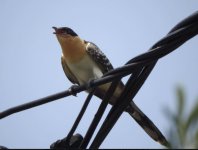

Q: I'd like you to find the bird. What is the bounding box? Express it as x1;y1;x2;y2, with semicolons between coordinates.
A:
52;26;169;146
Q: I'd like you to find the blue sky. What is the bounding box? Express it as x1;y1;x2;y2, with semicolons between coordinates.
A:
0;0;198;148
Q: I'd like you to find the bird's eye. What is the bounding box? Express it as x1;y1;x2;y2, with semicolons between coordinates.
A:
62;28;68;33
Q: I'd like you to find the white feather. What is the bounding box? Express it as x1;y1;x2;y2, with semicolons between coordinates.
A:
67;54;103;85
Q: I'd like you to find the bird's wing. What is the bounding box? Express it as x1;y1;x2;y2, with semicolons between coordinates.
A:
85;41;125;101
86;42;114;74
61;56;80;85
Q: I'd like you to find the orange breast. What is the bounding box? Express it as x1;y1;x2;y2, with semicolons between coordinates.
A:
60;36;86;63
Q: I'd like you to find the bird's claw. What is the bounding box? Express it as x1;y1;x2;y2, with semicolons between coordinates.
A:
68;85;79;96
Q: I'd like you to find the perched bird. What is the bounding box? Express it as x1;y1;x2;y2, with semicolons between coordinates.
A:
53;26;168;146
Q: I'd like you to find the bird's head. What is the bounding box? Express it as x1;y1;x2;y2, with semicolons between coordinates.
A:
52;27;78;42
52;26;84;47
53;27;86;61
53;27;78;37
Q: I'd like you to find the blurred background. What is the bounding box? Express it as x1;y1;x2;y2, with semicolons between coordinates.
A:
0;0;198;148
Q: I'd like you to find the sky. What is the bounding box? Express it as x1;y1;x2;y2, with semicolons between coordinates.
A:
0;0;198;149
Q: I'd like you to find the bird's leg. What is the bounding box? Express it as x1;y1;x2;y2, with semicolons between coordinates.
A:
68;84;79;96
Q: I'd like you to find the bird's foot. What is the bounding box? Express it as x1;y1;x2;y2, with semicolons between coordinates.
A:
68;84;79;96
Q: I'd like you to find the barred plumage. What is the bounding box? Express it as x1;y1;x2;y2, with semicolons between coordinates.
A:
86;42;113;73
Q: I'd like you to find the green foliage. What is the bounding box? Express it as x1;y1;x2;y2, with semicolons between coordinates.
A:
164;86;198;149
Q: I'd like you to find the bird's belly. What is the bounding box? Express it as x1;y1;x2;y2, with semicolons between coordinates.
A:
67;55;123;105
67;55;103;85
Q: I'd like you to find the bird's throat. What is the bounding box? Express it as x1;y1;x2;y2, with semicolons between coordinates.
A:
60;37;86;63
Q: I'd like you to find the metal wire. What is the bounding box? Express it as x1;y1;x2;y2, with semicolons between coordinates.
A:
0;11;198;148
65;88;95;143
79;80;121;148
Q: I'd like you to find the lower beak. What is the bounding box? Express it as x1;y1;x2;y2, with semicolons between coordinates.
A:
52;26;58;34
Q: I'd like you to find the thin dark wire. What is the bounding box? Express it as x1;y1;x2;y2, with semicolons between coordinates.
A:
65;88;95;142
89;66;144;148
168;11;198;33
0;70;130;119
90;63;158;148
0;11;198;149
0;59;150;119
79;80;121;149
0;87;85;119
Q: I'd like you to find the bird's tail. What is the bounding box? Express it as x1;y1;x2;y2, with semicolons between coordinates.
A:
126;101;169;147
94;82;169;147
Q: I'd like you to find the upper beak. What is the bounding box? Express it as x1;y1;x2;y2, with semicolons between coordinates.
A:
52;26;58;34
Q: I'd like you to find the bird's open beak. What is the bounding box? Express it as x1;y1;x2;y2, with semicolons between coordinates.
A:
52;26;69;37
52;26;70;39
52;26;58;34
